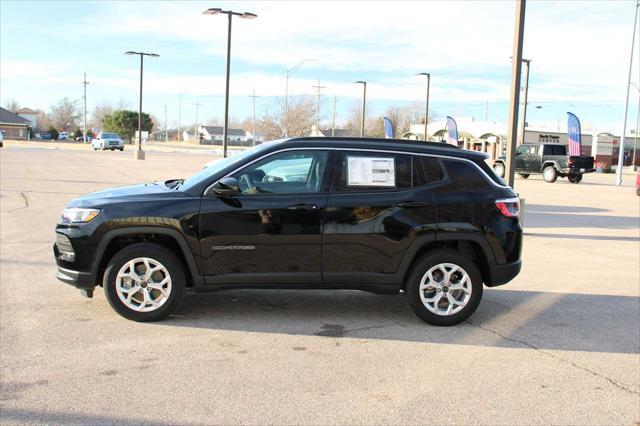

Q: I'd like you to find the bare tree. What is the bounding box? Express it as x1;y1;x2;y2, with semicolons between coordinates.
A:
260;96;316;140
4;99;20;113
91;102;114;129
50;97;81;131
344;101;382;137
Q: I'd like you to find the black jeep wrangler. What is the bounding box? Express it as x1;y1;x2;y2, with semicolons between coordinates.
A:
54;137;522;326
493;143;594;183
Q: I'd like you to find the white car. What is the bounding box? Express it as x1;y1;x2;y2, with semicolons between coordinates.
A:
92;132;124;151
58;131;69;141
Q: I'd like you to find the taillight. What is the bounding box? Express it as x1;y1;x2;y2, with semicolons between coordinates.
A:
495;197;520;218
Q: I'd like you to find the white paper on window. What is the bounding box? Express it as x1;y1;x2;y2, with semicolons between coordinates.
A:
347;156;395;186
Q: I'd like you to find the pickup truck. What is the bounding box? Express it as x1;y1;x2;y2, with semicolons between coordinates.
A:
492;143;594;183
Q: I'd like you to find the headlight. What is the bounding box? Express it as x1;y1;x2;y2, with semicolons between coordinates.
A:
61;208;101;223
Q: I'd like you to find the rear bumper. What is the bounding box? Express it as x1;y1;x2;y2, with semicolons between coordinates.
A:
486;259;522;287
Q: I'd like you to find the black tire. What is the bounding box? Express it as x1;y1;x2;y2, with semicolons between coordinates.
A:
542;165;558;183
103;243;186;322
119;148;124;151
493;162;505;178
405;249;483;326
518;173;530;179
568;173;582;183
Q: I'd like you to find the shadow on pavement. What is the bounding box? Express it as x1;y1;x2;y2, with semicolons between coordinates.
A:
0;408;170;426
525;212;638;229
526;204;610;214
163;288;640;355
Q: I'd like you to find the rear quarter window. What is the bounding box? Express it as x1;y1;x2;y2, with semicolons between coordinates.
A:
443;160;491;191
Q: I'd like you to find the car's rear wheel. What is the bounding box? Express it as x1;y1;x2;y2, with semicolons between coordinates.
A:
518;173;530;179
543;165;558;183
493;162;505;178
568;173;582;183
405;249;483;326
103;243;186;322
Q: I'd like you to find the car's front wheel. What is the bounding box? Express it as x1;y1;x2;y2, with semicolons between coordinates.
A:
103;243;186;322
405;249;483;326
568;173;582;183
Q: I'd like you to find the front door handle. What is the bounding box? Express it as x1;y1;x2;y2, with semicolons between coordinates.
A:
287;203;319;211
396;201;428;208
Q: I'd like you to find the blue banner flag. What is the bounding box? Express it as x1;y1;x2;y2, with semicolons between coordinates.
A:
383;117;393;139
446;116;458;146
567;112;582;156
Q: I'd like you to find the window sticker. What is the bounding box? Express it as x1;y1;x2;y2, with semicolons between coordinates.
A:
347;156;395;187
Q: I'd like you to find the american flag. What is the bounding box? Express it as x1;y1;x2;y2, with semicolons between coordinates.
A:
383;117;393;139
446;116;458;146
567;112;582;156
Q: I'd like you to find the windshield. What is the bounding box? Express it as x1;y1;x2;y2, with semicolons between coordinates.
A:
101;133;119;139
180;141;282;192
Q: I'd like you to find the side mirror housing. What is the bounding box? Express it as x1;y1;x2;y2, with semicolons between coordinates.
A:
210;177;240;197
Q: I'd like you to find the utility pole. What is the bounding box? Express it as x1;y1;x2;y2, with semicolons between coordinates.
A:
164;102;168;143
248;89;259;145
82;73;89;143
485;100;489;121
519;59;531;145
417;73;430;141
618;0;640;184
505;0;526;188
332;95;337;137
311;79;326;135
193;101;201;143
177;93;182;144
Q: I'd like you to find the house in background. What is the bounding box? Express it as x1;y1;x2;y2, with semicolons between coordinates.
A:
0;107;31;140
246;130;265;145
16;107;40;130
198;126;248;145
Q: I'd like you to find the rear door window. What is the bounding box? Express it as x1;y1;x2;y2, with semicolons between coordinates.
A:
333;151;411;192
413;156;445;186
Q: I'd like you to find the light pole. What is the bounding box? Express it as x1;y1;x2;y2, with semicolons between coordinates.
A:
125;51;159;160
285;58;315;137
203;8;257;158
248;89;259;145
82;72;89;144
417;72;430;141
616;0;639;185
354;81;367;137
519;58;531;145
177;93;182;144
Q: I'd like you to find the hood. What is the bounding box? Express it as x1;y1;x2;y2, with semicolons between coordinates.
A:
67;182;176;208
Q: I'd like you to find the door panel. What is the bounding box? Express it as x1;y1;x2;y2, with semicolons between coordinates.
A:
199;149;329;284
322;151;437;283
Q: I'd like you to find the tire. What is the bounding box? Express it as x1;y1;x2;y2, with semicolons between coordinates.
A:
119;148;124;151
103;243;186;322
568;173;582;183
542;165;558;183
405;249;483;326
518;173;530;179
493;162;505;178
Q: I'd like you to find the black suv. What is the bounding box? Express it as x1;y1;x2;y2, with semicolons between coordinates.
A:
54;138;522;326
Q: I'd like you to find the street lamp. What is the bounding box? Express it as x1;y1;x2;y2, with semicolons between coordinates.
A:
203;8;257;158
417;72;430;141
354;81;366;137
519;58;531;146
125;51;159;160
285;58;315;137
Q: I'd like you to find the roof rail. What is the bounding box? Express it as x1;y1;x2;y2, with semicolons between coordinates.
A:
290;136;461;149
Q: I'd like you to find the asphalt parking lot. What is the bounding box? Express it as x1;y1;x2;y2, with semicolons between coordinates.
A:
1;145;639;425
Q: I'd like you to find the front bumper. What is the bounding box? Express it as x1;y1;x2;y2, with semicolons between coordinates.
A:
486;259;522;287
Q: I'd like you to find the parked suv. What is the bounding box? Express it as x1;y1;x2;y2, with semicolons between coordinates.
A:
54;138;522;325
493;143;594;183
91;132;124;151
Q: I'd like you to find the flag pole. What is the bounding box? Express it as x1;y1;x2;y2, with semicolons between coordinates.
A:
616;0;639;186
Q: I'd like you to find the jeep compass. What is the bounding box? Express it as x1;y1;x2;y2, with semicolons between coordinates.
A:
54;137;522;326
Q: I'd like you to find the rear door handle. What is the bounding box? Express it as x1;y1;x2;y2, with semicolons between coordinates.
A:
287;203;319;211
396;201;428;208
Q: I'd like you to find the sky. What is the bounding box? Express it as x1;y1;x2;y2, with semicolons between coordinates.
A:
1;0;638;133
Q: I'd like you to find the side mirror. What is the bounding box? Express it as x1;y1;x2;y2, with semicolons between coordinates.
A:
210;177;240;197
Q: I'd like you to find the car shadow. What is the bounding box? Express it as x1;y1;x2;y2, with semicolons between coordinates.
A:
525;204;610;214
525;232;639;242
161;288;639;355
525;212;638;229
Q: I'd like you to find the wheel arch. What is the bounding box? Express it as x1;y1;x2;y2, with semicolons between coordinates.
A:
399;234;495;288
92;227;202;287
